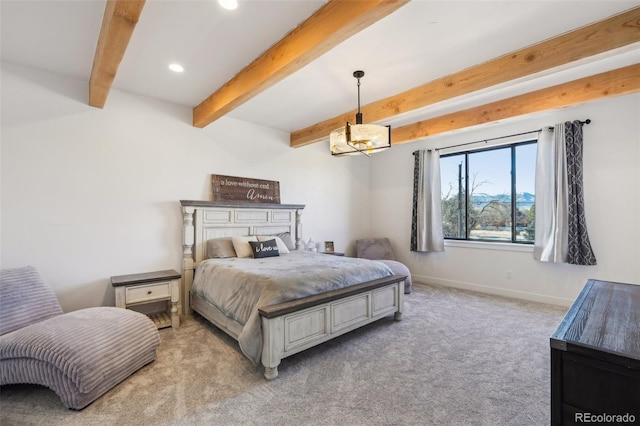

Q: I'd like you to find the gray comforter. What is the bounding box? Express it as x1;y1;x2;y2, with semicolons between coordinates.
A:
192;251;393;365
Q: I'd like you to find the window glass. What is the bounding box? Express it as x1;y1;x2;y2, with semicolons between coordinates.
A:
515;143;537;242
441;141;536;244
441;154;466;239
468;147;512;242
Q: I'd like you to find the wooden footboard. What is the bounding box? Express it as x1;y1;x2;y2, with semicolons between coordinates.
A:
258;274;406;380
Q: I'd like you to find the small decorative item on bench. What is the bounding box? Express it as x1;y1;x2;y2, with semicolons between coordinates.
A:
212;174;280;204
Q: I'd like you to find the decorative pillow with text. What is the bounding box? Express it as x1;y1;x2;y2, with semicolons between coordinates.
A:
249;239;280;258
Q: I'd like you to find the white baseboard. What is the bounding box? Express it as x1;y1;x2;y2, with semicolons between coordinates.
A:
412;274;574;307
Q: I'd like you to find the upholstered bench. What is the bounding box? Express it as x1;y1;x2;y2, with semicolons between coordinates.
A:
355;237;413;294
0;266;160;410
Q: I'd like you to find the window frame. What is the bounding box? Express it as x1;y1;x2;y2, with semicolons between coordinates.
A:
440;139;536;245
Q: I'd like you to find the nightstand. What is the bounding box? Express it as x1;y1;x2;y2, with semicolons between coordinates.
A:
111;269;181;329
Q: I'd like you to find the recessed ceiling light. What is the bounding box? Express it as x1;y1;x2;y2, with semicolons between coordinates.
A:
218;0;238;11
168;63;184;73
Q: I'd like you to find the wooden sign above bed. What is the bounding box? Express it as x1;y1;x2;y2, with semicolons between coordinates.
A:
211;174;280;204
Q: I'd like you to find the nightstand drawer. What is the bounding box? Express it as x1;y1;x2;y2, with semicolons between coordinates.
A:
126;282;171;305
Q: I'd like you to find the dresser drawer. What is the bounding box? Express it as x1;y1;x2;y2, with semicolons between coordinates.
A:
126;282;171;305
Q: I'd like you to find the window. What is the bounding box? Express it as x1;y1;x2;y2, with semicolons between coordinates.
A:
440;141;536;243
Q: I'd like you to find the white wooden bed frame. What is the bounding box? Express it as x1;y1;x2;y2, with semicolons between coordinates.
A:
180;200;405;380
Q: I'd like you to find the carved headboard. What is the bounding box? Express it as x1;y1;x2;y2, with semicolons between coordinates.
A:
179;200;305;314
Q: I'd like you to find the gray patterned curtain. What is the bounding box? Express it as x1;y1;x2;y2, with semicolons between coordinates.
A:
534;121;596;265
565;121;597;265
411;150;444;252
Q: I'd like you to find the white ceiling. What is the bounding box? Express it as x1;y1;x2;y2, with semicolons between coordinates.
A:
1;0;638;134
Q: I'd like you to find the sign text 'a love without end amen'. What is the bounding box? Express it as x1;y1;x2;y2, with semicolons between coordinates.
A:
211;174;281;204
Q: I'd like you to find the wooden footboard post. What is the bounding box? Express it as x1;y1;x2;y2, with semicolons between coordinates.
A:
182;205;196;315
261;316;284;380
394;280;405;321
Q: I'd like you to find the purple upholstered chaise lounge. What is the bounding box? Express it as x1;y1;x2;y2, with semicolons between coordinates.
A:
0;266;160;409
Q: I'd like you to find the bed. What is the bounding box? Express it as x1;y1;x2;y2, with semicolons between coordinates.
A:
180;200;406;379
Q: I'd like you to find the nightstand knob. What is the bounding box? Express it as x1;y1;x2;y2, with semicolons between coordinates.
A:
147;291;152;295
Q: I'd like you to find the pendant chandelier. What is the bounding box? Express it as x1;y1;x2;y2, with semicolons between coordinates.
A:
329;70;391;157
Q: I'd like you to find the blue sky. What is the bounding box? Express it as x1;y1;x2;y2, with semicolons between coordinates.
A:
440;143;537;197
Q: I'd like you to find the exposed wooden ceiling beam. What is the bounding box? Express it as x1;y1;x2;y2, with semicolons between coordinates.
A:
390;64;640;145
89;0;145;108
192;0;410;129
290;6;640;148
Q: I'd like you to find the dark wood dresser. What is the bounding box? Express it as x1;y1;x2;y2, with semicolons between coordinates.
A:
550;279;640;425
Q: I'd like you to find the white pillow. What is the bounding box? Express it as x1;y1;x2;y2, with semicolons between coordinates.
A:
257;236;290;254
232;235;258;258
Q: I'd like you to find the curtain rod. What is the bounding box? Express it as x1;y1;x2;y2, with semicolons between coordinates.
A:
413;119;591;154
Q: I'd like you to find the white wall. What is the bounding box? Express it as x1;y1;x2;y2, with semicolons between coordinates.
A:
3;61;638;311
370;94;640;306
0;62;372;312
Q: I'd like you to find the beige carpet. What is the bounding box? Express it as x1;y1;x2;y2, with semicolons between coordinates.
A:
0;283;567;426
